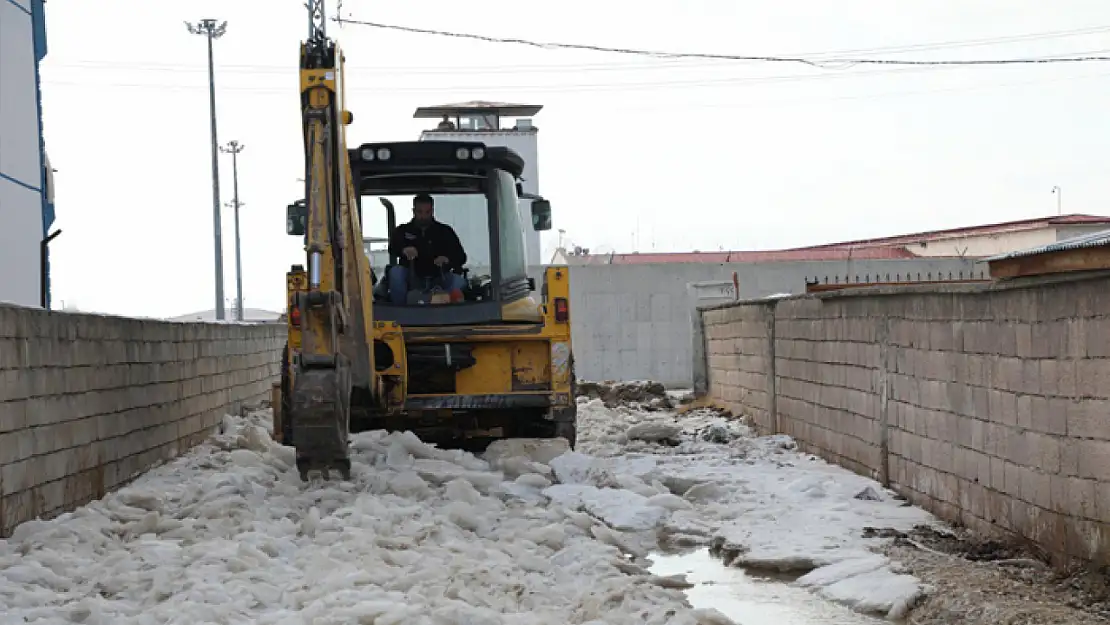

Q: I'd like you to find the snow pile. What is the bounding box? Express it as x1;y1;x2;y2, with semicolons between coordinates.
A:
571;395;938;620
0;411;733;625
795;554;923;620
0;389;942;623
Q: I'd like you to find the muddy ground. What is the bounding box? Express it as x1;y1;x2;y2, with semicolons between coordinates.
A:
873;524;1110;624
580;381;1110;623
575;380;693;411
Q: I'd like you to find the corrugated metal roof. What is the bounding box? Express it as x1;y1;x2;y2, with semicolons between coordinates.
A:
983;227;1110;262
568;246;918;265
792;213;1110;251
566;215;1110;266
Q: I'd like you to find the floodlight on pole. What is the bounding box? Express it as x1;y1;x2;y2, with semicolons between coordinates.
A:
220;140;246;322
185;18;229;320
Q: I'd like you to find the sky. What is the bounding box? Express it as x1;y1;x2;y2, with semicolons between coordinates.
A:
37;0;1110;318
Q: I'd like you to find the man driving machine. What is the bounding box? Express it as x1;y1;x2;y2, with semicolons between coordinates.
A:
387;193;468;304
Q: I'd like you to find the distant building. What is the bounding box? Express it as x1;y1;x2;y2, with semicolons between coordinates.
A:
422;101;543;271
362;101;547;276
168;308;283;323
569;214;1110;265
796;214;1110;259
985;227;1110;280
0;0;54;308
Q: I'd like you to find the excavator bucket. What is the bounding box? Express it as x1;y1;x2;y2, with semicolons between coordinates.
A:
290;362;352;481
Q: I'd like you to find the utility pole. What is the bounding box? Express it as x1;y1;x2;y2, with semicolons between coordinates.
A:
221;140;245;322
1052;185;1062;215
186;18;228;320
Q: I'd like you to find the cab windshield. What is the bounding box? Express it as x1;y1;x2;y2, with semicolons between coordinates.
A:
359;169;531;308
362;191;491;284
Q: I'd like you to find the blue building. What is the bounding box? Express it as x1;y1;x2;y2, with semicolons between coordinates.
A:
0;0;54;308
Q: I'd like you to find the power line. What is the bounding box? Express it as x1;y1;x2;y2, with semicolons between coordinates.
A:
45;64;956;94
40;69;1110;108
38;55;1110;96
47;58;724;74
45;23;1110;76
43;47;1110;93
42;48;1110;78
333;17;1110;67
40;43;1110;96
735;24;1110;59
39;23;1110;88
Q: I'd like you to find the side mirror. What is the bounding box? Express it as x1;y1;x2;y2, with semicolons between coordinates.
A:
531;199;552;231
286;200;306;236
379;197;395;211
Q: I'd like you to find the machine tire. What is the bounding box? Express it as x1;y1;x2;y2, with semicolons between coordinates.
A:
554;411;577;450
554;352;578;449
280;342;293;446
569;352;578;399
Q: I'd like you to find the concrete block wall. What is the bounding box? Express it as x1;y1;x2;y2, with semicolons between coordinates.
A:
702;304;775;434
698;275;1110;565
773;296;887;480
0;304;286;536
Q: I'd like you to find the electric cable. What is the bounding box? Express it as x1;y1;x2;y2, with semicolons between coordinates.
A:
45;23;1110;75
332;17;1110;68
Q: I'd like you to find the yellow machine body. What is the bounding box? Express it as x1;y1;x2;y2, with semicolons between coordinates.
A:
367;266;575;439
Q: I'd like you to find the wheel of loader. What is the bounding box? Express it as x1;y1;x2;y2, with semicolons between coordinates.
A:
554;415;577;450
280;343;293;446
560;355;578;450
518;408;576;449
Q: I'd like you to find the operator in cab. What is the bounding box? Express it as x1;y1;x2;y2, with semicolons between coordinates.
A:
387;193;468;303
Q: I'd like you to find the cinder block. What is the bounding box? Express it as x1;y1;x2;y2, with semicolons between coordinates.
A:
1008;498;1039;540
0;429;34;465
1024;431;1062;474
1019;466;1052;509
1077;439;1110;481
987;390;1018;426
1061;438;1080;477
1096;481;1110;523
1030;323;1068;359
971;448;991;487
1067;400;1110;440
1075;359;1110;398
1;458;31;496
1050;475;1097;520
1030;396;1068;436
984;488;1012;529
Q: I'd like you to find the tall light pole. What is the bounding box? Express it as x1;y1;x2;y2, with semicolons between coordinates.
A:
220;140;245;322
1052;185;1062;215
186;18;228;321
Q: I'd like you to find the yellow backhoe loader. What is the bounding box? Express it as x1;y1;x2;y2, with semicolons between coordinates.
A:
276;4;576;481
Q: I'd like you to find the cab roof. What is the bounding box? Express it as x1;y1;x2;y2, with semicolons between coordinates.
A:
349;140;524;178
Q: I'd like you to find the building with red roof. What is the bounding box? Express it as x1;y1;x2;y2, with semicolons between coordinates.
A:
555;214;1110;265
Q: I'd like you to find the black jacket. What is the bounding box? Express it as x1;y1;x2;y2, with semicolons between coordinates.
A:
388;219;467;278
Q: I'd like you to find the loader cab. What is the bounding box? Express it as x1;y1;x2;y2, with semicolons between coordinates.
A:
347;140;552;327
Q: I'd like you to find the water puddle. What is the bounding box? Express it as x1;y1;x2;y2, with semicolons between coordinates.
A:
649;549;884;625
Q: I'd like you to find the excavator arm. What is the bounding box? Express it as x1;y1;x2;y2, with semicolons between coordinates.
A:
287;2;377;480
